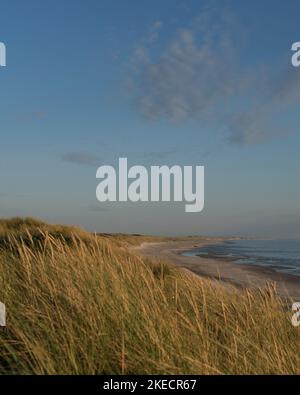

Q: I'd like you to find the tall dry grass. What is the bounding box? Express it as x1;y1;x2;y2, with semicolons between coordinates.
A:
0;219;299;374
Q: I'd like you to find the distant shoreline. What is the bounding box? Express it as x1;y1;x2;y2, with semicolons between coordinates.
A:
134;238;300;300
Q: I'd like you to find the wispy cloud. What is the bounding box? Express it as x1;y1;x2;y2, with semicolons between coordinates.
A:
128;5;300;146
62;151;99;167
228;67;300;145
147;20;163;44
14;111;46;123
131;11;239;122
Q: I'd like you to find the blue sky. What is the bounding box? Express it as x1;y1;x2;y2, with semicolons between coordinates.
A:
1;0;300;237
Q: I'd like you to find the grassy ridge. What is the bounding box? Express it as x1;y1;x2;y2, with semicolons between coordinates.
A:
0;218;299;374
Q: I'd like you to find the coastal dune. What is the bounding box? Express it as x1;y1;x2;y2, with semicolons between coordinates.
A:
1;219;299;374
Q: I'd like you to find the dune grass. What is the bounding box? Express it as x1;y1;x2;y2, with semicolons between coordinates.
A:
0;218;299;374
0;217;91;249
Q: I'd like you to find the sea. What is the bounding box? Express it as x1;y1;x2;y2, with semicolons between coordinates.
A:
182;239;300;277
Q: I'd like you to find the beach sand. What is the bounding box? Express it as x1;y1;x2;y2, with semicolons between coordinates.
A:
134;238;300;300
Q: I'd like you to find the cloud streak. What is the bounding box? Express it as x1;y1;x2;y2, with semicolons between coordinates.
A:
62;151;99;167
228;67;300;145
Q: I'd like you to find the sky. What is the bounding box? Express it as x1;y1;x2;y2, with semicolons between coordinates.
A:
1;0;300;237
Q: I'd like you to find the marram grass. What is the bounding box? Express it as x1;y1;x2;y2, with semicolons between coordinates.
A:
0;219;299;374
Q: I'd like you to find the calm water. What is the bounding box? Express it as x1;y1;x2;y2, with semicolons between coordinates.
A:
182;239;300;276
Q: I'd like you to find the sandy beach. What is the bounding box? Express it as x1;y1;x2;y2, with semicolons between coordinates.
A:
134;238;300;300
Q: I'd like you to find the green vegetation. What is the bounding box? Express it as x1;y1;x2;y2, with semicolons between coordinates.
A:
0;218;299;374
